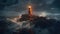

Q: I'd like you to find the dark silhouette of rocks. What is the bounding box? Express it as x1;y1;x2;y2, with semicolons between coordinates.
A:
0;16;60;34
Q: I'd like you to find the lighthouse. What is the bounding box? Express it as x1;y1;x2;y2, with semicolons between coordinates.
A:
28;5;33;20
28;5;32;16
20;5;34;21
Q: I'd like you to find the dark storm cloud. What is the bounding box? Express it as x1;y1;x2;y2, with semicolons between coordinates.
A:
30;0;54;11
0;0;59;11
51;0;60;9
0;0;18;10
0;0;60;17
0;0;18;16
0;0;55;11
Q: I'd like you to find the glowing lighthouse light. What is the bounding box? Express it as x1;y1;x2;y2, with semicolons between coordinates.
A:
28;5;32;8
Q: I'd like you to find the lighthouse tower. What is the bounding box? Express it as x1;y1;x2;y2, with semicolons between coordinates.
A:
28;5;33;20
28;6;32;16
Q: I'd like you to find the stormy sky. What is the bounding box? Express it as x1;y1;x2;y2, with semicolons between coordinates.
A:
0;0;60;18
